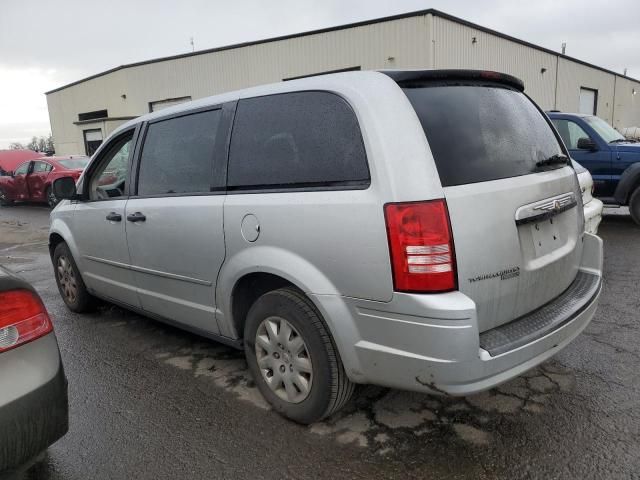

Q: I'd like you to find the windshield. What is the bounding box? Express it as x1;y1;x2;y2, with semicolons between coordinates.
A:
584;116;625;143
58;157;89;169
402;84;564;186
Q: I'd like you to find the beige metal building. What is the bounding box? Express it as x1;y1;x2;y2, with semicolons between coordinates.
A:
46;9;640;155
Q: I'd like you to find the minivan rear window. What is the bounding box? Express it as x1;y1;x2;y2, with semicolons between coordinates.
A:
402;84;564;187
228;91;369;190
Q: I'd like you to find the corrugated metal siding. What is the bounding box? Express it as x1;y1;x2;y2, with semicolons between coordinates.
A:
432;17;557;109
555;58;616;123
47;12;640;155
48;15;430;154
613;76;640;128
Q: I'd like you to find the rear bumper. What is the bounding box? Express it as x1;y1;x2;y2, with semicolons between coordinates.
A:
0;334;68;474
583;198;603;235
316;233;603;395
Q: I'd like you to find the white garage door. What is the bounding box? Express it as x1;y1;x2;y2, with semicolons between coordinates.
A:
579;88;597;115
149;96;192;112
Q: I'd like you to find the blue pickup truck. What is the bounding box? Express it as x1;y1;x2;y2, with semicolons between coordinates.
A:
547;112;640;224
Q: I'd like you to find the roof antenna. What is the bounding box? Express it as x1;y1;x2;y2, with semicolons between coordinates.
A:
624;68;628;76
561;42;566;55
190;37;195;52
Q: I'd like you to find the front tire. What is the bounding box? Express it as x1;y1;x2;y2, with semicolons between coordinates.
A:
629;187;640;226
244;287;355;424
46;186;59;208
0;187;13;206
53;242;96;312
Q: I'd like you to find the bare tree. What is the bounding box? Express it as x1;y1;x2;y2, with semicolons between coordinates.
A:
26;136;39;151
10;135;55;154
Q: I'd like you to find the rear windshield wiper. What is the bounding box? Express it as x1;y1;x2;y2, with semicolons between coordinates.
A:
536;154;569;168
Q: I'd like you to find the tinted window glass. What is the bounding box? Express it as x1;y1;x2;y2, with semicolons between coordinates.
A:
14;163;30;175
403;84;564;187
32;161;50;173
551;119;591;150
90;133;133;200
58;158;89;169
138;109;221;196
228;92;369;189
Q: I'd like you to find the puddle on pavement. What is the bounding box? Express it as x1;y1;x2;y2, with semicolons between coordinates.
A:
156;343;576;454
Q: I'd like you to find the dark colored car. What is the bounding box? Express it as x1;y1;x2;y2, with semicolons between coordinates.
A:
0;156;89;208
0;266;68;474
547;112;640;224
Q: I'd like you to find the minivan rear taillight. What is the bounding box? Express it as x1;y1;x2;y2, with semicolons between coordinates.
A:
0;290;53;353
384;200;457;293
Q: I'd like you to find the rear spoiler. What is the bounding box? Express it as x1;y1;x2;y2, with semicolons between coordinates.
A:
380;69;525;92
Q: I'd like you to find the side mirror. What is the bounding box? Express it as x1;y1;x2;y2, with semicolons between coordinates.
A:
53;177;78;201
577;137;598;151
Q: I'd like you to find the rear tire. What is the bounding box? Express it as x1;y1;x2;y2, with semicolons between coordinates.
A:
630;187;640;226
0;187;13;206
46;186;59;208
53;242;96;312
244;287;355;424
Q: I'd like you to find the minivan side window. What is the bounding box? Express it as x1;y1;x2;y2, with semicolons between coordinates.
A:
137;109;222;196
88;132;133;200
228;92;369;190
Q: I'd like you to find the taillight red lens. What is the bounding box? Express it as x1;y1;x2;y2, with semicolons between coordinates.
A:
0;290;53;353
384;199;457;293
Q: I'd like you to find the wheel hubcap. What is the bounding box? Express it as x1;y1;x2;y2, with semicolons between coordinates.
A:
57;256;78;303
48;190;56;206
255;316;313;403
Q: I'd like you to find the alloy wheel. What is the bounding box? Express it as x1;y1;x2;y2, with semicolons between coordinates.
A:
57;255;78;304
48;189;58;208
255;316;313;403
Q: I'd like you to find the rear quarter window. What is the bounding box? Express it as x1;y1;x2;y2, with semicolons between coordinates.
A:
228;91;369;190
402;84;564;187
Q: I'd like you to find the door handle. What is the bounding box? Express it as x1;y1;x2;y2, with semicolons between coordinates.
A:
126;212;146;222
106;212;122;222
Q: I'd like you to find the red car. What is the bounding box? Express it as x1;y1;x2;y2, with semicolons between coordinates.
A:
0;156;89;208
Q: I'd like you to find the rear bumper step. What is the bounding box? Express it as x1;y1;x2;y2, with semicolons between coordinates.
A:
479;270;601;356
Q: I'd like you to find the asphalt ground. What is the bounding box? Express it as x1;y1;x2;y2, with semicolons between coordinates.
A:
0;204;638;479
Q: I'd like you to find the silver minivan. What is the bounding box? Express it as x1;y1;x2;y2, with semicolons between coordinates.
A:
50;70;603;423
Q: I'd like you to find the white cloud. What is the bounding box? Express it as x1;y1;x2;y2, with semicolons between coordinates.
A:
0;66;57;147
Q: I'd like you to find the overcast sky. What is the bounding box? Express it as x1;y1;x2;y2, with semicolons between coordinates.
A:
1;0;638;148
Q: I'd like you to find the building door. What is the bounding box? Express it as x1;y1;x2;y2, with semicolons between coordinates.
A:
83;129;103;156
579;88;597;115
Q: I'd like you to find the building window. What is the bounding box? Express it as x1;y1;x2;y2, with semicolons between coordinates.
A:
148;96;192;113
283;66;361;81
579;87;598;115
78;109;108;122
83;129;103;156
